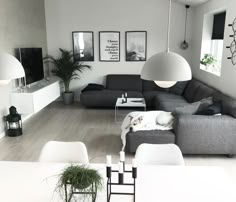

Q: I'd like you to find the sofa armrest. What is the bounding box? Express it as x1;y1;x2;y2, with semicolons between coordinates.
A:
173;115;236;154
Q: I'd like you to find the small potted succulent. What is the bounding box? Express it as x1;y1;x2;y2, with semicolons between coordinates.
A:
44;49;92;105
57;165;102;202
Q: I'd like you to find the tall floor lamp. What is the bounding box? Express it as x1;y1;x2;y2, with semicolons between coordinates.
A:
141;0;192;88
0;53;25;85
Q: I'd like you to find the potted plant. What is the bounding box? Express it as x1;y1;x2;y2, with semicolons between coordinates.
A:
44;49;92;105
57;165;103;202
200;54;217;70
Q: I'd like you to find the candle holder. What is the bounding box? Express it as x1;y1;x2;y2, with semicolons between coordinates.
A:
106;161;137;202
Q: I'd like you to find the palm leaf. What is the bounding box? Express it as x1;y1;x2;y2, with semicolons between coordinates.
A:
44;49;92;92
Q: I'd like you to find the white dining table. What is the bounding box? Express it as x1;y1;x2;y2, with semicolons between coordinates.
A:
0;161;235;202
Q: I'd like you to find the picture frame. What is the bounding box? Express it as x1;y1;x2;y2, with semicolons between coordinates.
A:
125;31;147;61
99;31;120;62
72;31;94;61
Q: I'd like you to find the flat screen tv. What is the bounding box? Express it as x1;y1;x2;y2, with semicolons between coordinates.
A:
16;48;44;85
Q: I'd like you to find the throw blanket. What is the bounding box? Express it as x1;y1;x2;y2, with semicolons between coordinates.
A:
121;111;174;151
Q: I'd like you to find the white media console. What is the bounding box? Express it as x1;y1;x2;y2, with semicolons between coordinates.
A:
10;79;60;114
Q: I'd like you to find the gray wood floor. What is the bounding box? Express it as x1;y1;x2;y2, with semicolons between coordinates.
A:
0;101;236;184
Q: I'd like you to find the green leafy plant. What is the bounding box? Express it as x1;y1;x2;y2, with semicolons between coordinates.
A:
57;165;103;201
44;49;92;93
200;54;217;66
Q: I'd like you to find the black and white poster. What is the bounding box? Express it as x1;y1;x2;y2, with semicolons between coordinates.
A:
126;31;147;61
72;31;94;61
99;31;120;62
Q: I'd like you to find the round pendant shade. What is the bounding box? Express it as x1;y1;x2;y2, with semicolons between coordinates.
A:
0;53;25;83
154;81;177;88
141;51;192;83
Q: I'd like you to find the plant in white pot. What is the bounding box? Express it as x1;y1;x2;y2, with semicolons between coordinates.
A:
44;49;92;105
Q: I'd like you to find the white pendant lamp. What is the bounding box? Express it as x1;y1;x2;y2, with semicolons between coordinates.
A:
0;53;25;85
141;0;192;88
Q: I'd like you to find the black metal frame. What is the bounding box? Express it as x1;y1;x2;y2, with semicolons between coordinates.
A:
72;31;94;62
125;31;147;62
226;18;236;65
106;161;137;202
99;31;120;62
64;182;97;202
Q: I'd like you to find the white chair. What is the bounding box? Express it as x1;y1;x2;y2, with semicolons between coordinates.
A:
135;143;185;166
38;141;89;164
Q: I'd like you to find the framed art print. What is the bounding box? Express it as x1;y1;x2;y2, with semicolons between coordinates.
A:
72;31;94;61
125;31;147;61
99;31;120;62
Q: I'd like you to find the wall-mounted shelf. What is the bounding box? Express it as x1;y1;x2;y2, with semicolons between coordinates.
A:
10;79;60;114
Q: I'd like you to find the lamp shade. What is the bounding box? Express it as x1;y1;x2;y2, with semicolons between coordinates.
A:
141;51;192;84
0;53;25;84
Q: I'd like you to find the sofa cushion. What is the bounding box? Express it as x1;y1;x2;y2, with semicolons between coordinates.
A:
126;130;175;153
106;74;142;92
196;102;222;115
169;81;189;95
81;83;104;93
222;99;236;118
143;91;161;107
192;84;216;102
80;90;143;107
173;101;201;115
183;79;203;103
142;80;167;92
197;97;214;111
154;92;189;112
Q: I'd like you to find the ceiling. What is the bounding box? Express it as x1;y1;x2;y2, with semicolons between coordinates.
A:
175;0;210;6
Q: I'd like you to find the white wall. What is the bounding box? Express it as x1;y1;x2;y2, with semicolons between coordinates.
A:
191;0;236;98
45;0;193;100
0;0;47;135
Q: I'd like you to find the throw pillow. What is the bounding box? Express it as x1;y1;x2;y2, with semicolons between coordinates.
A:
81;84;104;93
197;97;213;111
222;100;236;118
173;101;201;115
195;102;222;115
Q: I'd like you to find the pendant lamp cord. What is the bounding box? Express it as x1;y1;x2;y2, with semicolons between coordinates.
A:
167;0;171;52
184;5;190;41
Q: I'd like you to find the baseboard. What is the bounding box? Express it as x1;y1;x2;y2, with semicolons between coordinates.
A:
0;131;5;139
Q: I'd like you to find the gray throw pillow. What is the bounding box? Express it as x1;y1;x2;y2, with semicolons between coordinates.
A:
197;97;213;111
173;101;201;115
222;100;236;118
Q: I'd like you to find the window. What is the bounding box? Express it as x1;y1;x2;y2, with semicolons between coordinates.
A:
200;11;226;76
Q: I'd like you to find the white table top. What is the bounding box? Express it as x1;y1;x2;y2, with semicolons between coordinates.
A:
0;161;235;202
116;98;146;107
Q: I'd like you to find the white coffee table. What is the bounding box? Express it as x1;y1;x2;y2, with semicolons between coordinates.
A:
115;98;146;121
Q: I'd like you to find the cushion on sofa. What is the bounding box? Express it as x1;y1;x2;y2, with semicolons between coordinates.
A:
80;90;143;107
173;101;201;115
126;130;175;153
197;97;213;111
183;79;203;103
106;74;142;92
169;81;189;95
143;91;162;107
222;99;236;118
196;102;222;115
81;83;104;93
192;84;216;102
154;92;189;112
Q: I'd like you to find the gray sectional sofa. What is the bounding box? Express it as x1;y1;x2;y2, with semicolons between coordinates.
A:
81;74;236;156
80;74;187;108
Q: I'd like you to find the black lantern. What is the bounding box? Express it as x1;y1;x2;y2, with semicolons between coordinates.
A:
5;106;23;137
